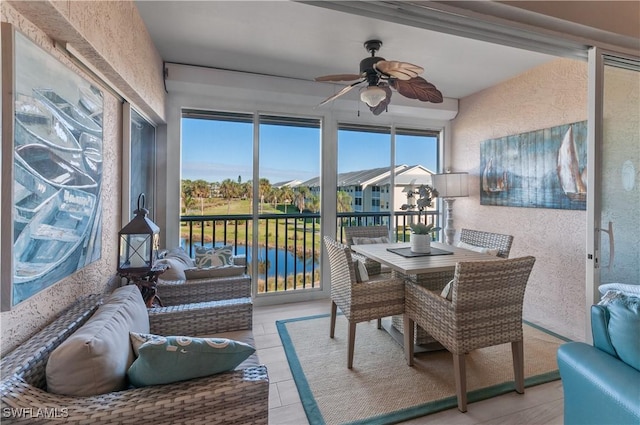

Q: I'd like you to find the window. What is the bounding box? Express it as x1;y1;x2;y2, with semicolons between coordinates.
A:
125;104;156;221
337;123;440;238
181;111;321;294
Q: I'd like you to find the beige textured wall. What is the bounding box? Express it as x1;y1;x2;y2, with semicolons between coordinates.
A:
451;58;588;341
0;1;163;354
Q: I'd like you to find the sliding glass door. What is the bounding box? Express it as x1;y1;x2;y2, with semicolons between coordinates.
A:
587;50;640;338
180;111;321;297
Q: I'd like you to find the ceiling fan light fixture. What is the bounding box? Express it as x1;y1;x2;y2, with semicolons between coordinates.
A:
360;85;387;108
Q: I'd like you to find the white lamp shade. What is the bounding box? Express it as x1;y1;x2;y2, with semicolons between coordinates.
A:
432;172;469;198
360;85;387;107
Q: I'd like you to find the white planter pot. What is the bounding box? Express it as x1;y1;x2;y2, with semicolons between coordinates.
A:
410;233;431;253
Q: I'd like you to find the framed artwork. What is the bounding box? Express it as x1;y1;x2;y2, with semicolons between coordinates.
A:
480;121;587;210
1;24;104;310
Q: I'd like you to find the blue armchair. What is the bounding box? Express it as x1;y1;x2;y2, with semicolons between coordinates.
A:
557;292;640;425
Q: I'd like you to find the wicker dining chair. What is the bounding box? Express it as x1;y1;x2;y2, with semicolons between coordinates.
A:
459;228;514;258
403;256;536;412
343;225;391;276
323;236;405;369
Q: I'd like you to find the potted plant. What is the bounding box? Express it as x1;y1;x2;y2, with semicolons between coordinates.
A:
402;184;440;253
409;222;440;253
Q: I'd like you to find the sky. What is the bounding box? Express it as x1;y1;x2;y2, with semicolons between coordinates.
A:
181;118;438;185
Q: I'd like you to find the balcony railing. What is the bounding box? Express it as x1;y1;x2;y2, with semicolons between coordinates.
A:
179;211;440;294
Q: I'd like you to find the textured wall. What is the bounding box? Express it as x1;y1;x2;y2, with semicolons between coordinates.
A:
0;1;160;354
451;58;588;341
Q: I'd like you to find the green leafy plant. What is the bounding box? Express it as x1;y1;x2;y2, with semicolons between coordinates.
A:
400;184;439;211
409;222;441;235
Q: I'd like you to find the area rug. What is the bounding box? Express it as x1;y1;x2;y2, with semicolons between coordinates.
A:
277;314;570;425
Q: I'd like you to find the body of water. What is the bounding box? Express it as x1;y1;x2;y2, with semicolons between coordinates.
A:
181;241;317;278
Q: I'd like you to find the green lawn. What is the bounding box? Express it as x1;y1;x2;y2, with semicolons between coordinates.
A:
181;198;320;257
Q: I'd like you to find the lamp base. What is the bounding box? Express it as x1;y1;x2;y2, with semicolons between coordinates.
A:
443;198;456;245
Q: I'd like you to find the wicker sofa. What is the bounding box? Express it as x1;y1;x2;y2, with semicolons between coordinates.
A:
0;286;268;424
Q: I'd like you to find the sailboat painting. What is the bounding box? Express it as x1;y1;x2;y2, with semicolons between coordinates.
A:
480;121;587;210
2;28;104;309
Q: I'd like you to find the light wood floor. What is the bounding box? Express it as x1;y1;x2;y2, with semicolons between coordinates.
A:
253;299;565;425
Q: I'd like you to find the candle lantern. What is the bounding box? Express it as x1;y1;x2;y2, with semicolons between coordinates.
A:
117;194;159;273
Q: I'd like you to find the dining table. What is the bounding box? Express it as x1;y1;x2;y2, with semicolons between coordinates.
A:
350;241;498;277
351;241;501;351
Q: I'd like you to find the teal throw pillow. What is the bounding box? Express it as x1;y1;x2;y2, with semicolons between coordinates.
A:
128;333;255;387
605;294;640;372
194;245;233;268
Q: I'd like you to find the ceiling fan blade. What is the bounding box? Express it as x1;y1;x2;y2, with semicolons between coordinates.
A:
317;80;364;107
392;77;443;103
375;61;424;81
315;74;363;82
369;85;392;115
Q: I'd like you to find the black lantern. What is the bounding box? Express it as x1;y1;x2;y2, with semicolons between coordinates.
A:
117;194;160;274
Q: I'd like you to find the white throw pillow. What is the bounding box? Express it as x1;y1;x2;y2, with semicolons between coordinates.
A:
598;283;640;297
156;257;187;281
353;259;369;283
456;241;499;256
352;236;390;245
440;279;455;300
46;286;149;396
164;247;195;268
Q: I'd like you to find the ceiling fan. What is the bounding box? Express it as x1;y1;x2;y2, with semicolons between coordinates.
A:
315;40;443;115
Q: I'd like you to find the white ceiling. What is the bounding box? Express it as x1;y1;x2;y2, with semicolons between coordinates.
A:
135;1;556;100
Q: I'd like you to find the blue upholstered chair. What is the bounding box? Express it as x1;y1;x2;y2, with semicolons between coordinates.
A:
557;290;640;425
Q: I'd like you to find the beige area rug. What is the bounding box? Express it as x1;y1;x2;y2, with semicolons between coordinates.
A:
276;314;569;425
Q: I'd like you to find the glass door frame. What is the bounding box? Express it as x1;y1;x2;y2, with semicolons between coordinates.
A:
586;47;640;341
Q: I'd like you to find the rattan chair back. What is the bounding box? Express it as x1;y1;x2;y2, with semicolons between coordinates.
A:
343;226;390;275
343;225;390;247
459;228;514;258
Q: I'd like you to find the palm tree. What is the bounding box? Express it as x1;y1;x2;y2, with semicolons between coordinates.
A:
240;181;252;200
183;195;196;214
307;194;320;213
181;179;194;214
219;178;237;213
193;179;210;214
280;186;295;212
294;186;310;213
337;190;353;213
270;187;280;207
258;178;272;213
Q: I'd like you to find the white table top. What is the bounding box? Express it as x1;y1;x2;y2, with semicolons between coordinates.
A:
351;242;497;275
